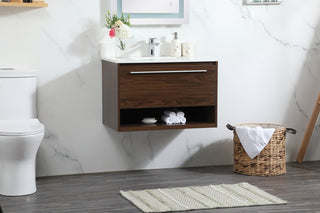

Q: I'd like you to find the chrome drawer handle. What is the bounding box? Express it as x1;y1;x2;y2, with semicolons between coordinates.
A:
130;70;207;74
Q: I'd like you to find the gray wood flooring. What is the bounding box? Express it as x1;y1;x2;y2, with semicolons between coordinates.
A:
0;162;320;213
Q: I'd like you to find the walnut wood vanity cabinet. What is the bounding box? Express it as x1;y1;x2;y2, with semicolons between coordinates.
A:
102;59;218;132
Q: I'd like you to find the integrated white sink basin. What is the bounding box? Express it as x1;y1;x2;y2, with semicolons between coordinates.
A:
127;56;178;61
102;56;215;64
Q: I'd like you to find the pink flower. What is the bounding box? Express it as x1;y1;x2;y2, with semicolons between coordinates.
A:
109;28;116;38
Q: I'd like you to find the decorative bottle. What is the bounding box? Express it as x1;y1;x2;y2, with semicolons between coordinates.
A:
170;32;181;57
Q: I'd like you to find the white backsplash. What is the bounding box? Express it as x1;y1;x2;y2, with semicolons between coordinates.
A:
0;0;320;177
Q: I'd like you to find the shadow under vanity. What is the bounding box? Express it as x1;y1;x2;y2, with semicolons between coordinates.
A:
102;57;218;132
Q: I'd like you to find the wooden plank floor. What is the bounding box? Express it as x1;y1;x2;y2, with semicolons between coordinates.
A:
0;162;320;213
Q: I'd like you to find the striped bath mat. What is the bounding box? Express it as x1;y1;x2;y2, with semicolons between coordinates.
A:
120;182;286;212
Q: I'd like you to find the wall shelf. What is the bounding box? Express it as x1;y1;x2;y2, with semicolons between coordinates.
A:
0;1;48;8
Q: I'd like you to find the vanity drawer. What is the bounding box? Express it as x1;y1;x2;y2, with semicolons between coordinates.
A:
118;62;217;109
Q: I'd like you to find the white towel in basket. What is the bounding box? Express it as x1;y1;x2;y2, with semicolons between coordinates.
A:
235;126;275;159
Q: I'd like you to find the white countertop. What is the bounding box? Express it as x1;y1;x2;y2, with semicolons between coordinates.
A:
101;56;217;64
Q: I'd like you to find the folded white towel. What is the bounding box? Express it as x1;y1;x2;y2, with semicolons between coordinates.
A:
164;111;176;117
235;126;275;159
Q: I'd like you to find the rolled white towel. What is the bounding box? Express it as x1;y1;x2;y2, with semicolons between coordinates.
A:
161;115;175;125
177;111;185;117
173;109;185;117
164;111;176;117
174;115;181;124
178;116;187;124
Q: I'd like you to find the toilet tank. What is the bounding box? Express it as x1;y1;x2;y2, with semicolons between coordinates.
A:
0;69;37;119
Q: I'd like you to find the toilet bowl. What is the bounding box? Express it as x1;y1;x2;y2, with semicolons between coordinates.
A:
0;69;45;196
0;119;44;196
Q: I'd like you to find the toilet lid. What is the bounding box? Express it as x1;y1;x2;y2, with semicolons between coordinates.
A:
0;119;44;136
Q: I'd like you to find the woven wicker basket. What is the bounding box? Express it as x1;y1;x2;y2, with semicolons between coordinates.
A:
227;123;296;176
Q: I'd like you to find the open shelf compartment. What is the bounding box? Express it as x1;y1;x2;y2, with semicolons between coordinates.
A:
119;106;216;132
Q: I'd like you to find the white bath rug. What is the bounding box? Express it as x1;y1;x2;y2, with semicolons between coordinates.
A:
120;182;286;212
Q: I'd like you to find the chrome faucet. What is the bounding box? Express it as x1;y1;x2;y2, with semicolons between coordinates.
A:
148;38;160;57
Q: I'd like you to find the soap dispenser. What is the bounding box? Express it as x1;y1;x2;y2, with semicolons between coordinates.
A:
170;32;181;57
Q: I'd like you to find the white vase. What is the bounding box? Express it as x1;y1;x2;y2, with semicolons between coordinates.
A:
115;47;128;58
114;39;130;58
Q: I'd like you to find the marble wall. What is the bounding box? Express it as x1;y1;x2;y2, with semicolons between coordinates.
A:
0;0;320;177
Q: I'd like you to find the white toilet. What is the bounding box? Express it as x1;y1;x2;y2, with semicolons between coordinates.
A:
0;69;45;196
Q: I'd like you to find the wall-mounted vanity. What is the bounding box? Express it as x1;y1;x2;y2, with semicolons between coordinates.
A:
102;57;218;132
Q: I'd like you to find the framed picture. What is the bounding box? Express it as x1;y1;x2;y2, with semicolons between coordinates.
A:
109;0;189;25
